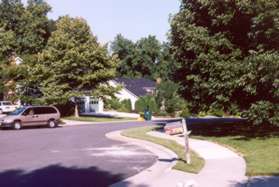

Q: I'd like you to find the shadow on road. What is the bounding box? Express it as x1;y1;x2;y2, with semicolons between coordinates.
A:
233;176;279;187
188;123;279;140
0;164;133;187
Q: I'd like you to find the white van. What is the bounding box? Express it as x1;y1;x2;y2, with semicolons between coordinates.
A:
0;101;18;114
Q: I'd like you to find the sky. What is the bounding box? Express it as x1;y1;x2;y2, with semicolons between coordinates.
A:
44;0;180;44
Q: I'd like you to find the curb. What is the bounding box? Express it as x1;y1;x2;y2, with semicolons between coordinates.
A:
106;130;178;187
59;120;140;127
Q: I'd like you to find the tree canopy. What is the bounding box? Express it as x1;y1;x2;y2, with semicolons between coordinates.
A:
32;16;118;104
171;0;279;125
0;0;53;100
111;34;178;80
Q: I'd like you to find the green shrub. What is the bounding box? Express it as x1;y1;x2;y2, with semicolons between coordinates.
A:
104;98;122;110
179;105;191;117
105;98;132;113
165;97;186;116
156;111;168;117
208;107;225;117
119;99;132;113
55;102;75;117
155;80;189;116
135;96;159;113
243;101;279;126
197;111;207;117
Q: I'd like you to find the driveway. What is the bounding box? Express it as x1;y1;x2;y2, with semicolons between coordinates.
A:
0;122;157;187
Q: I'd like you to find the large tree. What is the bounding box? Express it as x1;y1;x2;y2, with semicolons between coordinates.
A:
133;35;161;78
34;16;117;114
111;35;178;80
171;0;279;125
0;0;52;56
0;0;53;100
110;34;136;77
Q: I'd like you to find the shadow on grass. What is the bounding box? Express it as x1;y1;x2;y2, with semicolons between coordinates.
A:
188;123;279;140
0;165;135;187
158;158;187;163
233;176;279;187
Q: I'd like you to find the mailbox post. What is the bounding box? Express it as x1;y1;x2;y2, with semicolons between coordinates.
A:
182;118;191;164
153;118;191;164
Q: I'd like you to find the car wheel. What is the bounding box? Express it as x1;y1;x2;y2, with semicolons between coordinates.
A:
48;120;56;128
13;121;22;130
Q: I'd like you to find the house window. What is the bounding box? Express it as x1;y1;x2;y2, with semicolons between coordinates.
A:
90;100;99;105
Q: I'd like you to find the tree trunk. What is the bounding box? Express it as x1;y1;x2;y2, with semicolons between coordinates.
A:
75;103;79;118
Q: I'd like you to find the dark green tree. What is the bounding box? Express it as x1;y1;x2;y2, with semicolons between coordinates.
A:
0;0;53;100
133;35;161;78
111;35;178;80
0;0;52;55
110;34;136;77
153;42;180;81
170;0;279;125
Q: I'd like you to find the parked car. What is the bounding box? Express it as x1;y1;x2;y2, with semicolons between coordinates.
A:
0;101;18;114
0;106;61;130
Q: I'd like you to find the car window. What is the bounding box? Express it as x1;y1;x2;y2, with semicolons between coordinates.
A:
2;102;12;106
34;107;57;115
8;107;26;116
34;107;45;115
46;107;57;114
22;108;34;116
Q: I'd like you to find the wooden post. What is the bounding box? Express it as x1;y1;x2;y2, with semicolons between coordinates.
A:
182;118;191;164
74;103;79;118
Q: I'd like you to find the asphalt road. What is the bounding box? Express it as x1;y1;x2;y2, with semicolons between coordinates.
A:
0;122;157;187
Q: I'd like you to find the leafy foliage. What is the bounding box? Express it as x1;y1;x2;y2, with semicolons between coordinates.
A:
104;98;132;112
135;95;159;114
0;0;53;100
32;16;118;104
155;80;186;116
120;99;132;112
170;0;279;125
111;34;178;80
243;101;279;126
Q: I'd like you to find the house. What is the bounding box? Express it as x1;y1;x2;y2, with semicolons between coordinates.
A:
109;78;156;110
78;78;156;114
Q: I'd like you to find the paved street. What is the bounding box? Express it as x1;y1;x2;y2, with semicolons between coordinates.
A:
0;122;157;187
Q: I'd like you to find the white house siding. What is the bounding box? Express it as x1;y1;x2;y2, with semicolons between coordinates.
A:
108;80;139;110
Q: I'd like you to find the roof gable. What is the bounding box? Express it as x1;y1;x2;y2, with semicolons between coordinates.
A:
114;78;156;97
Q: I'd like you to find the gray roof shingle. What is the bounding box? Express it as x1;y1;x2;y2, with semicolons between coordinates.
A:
114;78;156;97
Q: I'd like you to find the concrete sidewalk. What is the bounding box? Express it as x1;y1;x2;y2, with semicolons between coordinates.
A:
107;131;200;187
108;129;248;187
149;131;247;187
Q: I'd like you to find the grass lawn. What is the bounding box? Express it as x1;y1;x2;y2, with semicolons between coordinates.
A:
63;116;135;122
122;126;204;174
189;123;279;176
